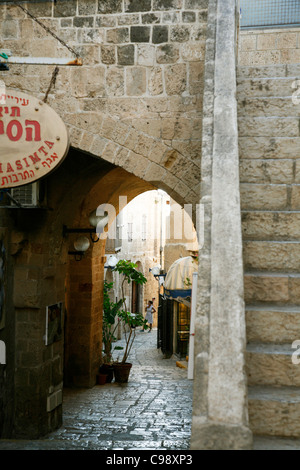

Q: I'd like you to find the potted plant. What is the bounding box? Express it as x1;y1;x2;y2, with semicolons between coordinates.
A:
99;280;123;383
112;260;148;383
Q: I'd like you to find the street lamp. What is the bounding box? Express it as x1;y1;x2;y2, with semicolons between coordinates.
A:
105;255;118;269
149;266;166;284
63;210;109;260
67;235;90;261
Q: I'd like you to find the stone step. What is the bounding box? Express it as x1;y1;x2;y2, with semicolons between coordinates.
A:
239;136;300;159
246;344;300;387
246;305;300;343
238;116;300;137
243;240;300;273
240;183;300;211
237;77;300;98
253;436;300;450
240;158;295;185
242;210;300;241
248;385;300;438
238;96;300;118
244;271;300;305
237;64;300;79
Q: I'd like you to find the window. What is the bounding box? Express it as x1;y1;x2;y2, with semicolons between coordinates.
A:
142;215;147;241
240;0;300;29
127;222;133;243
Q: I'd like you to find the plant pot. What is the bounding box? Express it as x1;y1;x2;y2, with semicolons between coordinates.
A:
97;373;108;385
113;362;132;383
99;364;114;383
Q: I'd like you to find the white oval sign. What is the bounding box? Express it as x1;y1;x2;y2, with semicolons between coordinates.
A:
0;88;69;188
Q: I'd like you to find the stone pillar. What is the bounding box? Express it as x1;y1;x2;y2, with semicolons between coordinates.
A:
191;0;253;450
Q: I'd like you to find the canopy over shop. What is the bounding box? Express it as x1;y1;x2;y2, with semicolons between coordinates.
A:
158;256;198;360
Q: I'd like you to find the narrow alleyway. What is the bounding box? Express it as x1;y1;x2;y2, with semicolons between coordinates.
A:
0;329;193;450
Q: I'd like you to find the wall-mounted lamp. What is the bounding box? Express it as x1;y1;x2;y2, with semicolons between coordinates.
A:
67;236;90;261
63;210;109;260
149;266;166;284
104;255;118;269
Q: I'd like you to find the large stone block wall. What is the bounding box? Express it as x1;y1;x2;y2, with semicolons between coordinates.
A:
0;0;208;438
1;0;208;206
239;27;300;65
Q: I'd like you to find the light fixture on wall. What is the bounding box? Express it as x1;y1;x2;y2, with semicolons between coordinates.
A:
104;255;118;269
67;236;90;261
63;211;108;243
63;210;109;260
149;266;166;284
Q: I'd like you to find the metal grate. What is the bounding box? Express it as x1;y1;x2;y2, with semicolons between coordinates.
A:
240;0;300;29
10;183;38;207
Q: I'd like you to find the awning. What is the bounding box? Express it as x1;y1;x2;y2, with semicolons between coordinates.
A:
164;256;198;300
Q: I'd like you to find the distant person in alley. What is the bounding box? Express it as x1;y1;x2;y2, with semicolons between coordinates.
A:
144;300;156;332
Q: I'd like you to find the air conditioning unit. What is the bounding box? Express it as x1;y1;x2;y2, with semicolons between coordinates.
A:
9;182;40;208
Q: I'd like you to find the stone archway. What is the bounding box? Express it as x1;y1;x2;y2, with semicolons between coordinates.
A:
0;0;206;440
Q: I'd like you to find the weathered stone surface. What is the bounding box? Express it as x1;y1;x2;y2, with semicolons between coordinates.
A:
239;136;300;159
246;344;300;387
244;272;290;304
125;0;152;12
238;117;300;137
238;97;300;118
107;27;129;43
106;67;125;95
78;0;97;15
126;67;146;95
54;0;77;17
117;44;135;65
170;25;190;42
237;77;298;98
142;13;160;24
153;0;183;11
98;0;122;14
243;241;300;272
240;183;288;210
152;25;168;43
130;25;151;42
164;63;186;95
242;210;300;241
192;0;252;451
148;66;164;95
249;386;300;438
101;45;116;64
73;16;94;28
156;44;180;63
183;11;196;23
239;159;294;184
246;306;300;343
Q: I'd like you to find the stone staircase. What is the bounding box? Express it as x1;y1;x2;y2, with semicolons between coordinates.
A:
237;64;300;449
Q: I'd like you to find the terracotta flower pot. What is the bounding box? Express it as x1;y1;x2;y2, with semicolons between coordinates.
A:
97;373;108;385
99;364;114;383
113;362;132;383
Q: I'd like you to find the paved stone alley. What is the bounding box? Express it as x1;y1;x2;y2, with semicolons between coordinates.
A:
0;329;193;450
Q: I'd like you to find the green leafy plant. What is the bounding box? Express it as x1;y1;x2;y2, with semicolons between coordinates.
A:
102;280;123;364
113;260;148;364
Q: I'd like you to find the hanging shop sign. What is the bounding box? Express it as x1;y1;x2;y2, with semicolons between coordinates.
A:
0;88;69;188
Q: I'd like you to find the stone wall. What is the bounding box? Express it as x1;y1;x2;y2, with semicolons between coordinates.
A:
0;0;208;438
239;27;300;65
1;0;207;206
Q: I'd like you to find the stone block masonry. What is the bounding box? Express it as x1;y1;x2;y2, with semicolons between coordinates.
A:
239;27;300;66
0;0;208;440
1;0;208;207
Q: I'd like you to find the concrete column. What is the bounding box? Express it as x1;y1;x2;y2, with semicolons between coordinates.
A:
191;0;253;450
